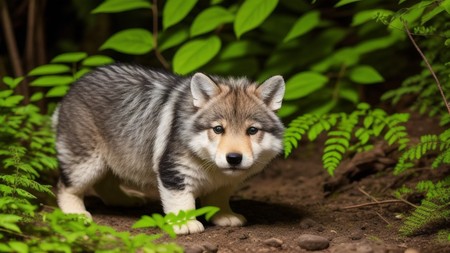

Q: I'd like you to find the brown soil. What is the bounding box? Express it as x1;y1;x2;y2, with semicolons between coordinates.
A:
90;114;450;253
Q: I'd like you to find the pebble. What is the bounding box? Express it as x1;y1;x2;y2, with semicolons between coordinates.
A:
350;230;364;240
330;242;374;253
300;218;318;229
184;242;218;253
404;249;420;253
263;237;283;248
298;234;330;251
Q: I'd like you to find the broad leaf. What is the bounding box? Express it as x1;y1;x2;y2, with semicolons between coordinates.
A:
2;77;24;89
219;40;265;60
100;28;153;55
28;64;70;76
82;55;115;67
234;0;278;38
46;86;70;97
158;28;189;52
190;7;234;37
51;52;87;63
283;11;320;43
350;65;384;84
31;75;75;87
163;0;198;30
335;0;361;7
173;36;221;75
284;72;329;100
92;0;151;14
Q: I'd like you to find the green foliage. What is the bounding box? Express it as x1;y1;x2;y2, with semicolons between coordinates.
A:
395;177;450;239
381;0;450;120
394;130;450;174
87;0;404;117
0;79;212;251
0;209;184;253
27;53;114;99
133;206;220;238
284;103;409;175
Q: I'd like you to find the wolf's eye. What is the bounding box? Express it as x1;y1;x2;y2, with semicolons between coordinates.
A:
212;126;224;134
247;127;259;135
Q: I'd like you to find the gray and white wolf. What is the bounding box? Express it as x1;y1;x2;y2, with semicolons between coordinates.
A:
54;63;285;234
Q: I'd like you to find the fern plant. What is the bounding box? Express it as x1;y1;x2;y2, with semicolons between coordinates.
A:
0;77;218;252
394;131;450;240
284;103;410;175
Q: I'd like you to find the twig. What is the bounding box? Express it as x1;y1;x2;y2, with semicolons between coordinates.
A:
358;187;379;203
341;199;406;210
0;0;29;102
403;20;450;115
152;0;170;70
376;211;391;225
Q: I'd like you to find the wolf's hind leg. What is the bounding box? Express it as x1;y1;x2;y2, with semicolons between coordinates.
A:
57;152;107;218
200;186;247;227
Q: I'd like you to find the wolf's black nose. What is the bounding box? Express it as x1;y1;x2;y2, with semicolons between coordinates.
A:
226;153;242;166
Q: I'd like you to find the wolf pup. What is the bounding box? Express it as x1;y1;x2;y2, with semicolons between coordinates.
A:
54;63;285;234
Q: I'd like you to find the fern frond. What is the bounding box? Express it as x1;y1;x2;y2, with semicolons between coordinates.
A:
400;199;450;236
284;103;411;175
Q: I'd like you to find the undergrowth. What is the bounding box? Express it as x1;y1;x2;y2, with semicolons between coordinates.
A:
0;77;219;252
284;103;410;175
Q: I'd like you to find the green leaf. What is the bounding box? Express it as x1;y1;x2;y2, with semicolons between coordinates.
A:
2;76;24;89
9;239;27;251
28;64;71;76
82;55;115;67
173;36;221;75
0;95;24;107
31;75;74;87
51;52;88;63
335;0;361;7
30;92;44;102
0;214;22;233
74;68;91;79
284;72;329;100
163;0;198;30
100;28;153;55
92;0;151;14
0;90;13;98
352;9;394;26
190;7;234;37
349;65;384;84
46;86;70;97
158;28;189;52
234;0;278;38
283;11;320;42
219;40;265;60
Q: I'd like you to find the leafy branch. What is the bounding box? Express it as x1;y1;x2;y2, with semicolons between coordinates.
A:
284;103;409;175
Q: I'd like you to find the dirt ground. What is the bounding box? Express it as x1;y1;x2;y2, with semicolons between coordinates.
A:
90;114;450;253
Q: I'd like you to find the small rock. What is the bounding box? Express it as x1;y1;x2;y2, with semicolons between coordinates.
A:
184;243;218;253
263;237;283;248
350;230;364;240
404;248;420;253
300;218;318;229
298;234;330;251
330;242;373;253
238;233;249;240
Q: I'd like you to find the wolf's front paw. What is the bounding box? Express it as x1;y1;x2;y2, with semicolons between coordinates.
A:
173;219;205;235
211;212;247;227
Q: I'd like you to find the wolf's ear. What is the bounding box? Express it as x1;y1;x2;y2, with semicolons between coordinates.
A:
257;75;285;111
190;73;220;107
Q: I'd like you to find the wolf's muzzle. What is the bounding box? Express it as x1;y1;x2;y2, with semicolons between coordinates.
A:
226;153;243;166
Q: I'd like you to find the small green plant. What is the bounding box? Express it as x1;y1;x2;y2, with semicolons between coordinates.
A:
284;103;409;175
393;132;450;240
27;52;114;99
0;77;218;252
133;206;220;238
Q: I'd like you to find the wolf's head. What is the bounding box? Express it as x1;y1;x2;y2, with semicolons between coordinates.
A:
187;73;285;176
